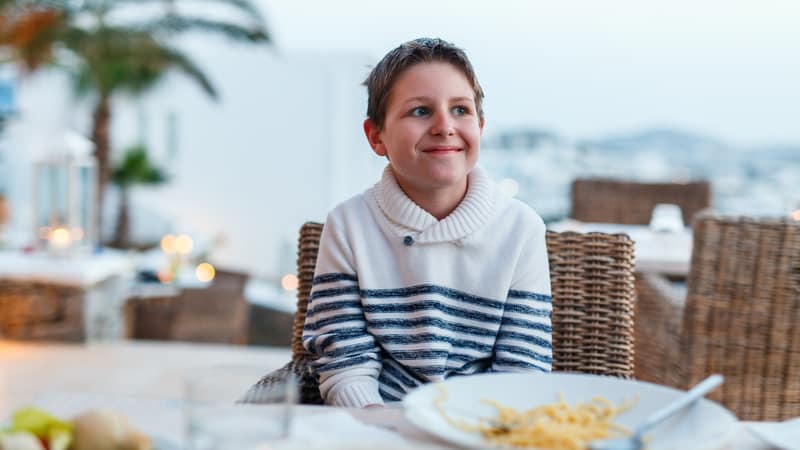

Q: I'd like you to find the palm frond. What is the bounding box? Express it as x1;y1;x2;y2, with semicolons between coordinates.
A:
111;144;169;188
138;15;269;43
63;25;217;100
156;43;218;99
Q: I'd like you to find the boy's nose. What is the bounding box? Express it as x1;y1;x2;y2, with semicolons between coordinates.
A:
429;112;455;136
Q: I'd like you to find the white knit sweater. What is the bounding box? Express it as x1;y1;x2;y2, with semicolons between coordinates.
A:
302;165;552;408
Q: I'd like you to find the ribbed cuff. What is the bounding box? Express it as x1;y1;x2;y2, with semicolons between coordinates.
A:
328;379;384;408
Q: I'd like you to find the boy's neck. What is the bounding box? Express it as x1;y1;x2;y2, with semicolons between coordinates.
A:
395;177;469;221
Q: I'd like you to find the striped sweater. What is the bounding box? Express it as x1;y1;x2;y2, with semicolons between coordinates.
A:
302;165;552;408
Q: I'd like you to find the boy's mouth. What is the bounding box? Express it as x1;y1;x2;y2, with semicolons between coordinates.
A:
422;146;461;154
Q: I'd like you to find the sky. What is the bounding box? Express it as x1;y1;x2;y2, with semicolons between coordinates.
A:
255;0;800;145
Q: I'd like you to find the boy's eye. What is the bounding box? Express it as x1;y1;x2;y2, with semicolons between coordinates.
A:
410;106;430;117
453;106;468;116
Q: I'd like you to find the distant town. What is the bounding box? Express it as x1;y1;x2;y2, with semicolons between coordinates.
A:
481;127;800;222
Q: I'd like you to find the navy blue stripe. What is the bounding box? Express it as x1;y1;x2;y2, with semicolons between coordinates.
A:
500;317;552;333
315;354;376;372
364;301;502;324
496;330;553;349
493;357;550;372
308;300;361;315
304;314;364;331
312;273;358;285
494;344;553;364
390;349;449;360
378;333;493;353
368;317;499;337
507;290;552;302
361;285;504;310
377;371;407;394
410;365;446;376
503;304;551;317
318;328;366;350
379;388;402;402
302;335;317;354
309;286;360;301
382;360;423;387
325;341;380;358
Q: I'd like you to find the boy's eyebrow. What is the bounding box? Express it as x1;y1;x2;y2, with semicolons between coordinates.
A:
403;96;475;104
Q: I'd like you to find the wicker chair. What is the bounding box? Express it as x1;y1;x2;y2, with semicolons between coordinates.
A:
125;270;250;344
248;222;636;404
635;215;800;421
170;270;250;345
570;178;712;225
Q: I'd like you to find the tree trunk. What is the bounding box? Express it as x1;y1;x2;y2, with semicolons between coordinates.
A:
112;188;130;248
0;195;9;228
91;94;111;246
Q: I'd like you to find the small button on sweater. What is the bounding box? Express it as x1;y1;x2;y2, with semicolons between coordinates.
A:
302;165;552;408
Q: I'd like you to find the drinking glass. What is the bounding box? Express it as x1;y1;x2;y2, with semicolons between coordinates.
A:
184;365;296;450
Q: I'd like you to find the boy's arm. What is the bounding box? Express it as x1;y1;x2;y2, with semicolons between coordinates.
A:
491;221;553;373
302;214;384;408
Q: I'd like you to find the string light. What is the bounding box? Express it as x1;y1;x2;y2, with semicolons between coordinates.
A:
195;263;216;282
160;234;177;255
49;227;71;249
281;274;299;291
176;234;194;255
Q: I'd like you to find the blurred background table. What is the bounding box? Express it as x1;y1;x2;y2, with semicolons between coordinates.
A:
0;250;132;340
548;220;692;277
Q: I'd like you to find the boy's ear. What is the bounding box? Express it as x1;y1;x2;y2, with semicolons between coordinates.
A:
479;116;485;135
363;118;387;157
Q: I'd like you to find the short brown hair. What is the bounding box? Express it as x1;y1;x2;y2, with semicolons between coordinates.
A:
363;37;484;130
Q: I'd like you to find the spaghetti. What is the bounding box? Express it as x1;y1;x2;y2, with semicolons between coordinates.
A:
433;385;638;450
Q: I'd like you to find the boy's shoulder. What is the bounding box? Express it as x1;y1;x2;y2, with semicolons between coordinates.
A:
499;196;546;231
325;190;373;225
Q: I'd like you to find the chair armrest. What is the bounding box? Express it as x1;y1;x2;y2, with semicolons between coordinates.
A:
243;359;323;405
634;273;686;387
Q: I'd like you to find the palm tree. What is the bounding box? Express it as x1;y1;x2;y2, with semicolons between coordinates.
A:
110;144;167;248
0;0;270;242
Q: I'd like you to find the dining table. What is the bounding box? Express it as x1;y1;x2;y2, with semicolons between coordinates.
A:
0;340;779;449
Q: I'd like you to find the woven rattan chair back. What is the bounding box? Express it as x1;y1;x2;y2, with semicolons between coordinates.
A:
570;178;711;225
679;216;800;420
291;222;636;377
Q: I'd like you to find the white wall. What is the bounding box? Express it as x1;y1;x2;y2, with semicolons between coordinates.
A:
4;38;386;279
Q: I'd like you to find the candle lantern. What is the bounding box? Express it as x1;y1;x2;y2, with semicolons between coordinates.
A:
33;131;97;254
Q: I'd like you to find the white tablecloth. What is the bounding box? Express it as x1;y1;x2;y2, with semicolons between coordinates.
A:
0;250;132;287
0;341;779;449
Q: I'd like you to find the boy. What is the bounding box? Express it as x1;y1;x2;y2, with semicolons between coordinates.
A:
302;38;552;408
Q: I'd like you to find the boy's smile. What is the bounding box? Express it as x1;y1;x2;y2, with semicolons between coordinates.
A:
364;61;484;218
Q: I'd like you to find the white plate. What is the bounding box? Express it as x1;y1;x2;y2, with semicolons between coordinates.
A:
403;372;737;450
747;418;800;450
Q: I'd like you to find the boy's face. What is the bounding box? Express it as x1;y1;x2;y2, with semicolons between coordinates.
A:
364;62;484;198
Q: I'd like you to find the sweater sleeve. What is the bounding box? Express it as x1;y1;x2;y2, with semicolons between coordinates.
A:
301;212;384;407
491;216;553;373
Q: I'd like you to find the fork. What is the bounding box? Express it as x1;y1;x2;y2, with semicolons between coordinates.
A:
588;374;725;450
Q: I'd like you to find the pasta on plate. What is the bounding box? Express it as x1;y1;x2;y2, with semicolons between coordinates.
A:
433;385;638;450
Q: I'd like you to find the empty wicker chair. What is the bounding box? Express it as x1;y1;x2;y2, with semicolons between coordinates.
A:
570;178;712;225
248;222;636;404
635;215;800;420
170;270;250;345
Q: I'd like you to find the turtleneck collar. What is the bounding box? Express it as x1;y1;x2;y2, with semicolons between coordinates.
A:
370;165;502;244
